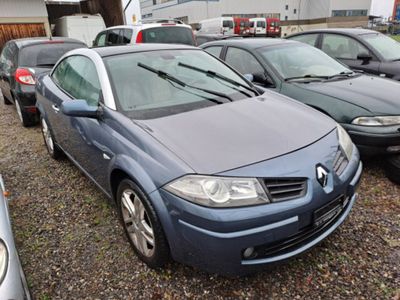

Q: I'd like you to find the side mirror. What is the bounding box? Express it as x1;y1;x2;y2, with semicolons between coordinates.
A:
357;52;372;64
61;100;99;118
252;72;275;87
243;74;254;82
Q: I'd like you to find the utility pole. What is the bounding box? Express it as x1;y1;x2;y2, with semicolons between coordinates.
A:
206;0;209;18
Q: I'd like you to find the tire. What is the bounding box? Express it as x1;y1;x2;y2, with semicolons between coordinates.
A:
40;117;63;160
2;92;12;105
15;98;35;127
384;155;400;185
117;179;170;268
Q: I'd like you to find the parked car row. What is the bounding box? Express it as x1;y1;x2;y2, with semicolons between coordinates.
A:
0;21;399;284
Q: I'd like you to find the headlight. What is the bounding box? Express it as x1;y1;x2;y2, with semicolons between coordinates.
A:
0;240;8;284
164;175;269;207
337;124;353;160
352;116;400;126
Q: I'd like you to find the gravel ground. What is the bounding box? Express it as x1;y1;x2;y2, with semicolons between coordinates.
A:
0;95;399;300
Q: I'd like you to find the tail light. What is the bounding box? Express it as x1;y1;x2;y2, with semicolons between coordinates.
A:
136;30;143;43
15;68;35;85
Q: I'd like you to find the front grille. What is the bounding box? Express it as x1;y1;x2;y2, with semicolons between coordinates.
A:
243;195;348;261
264;179;307;202
333;147;348;176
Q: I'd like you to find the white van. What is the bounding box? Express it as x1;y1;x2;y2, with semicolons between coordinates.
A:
198;17;234;35
55;14;106;46
249;18;266;37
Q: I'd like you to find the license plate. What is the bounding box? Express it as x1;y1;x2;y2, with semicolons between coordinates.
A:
314;196;344;227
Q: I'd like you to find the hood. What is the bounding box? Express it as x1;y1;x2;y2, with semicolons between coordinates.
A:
138;96;336;174
297;75;400;114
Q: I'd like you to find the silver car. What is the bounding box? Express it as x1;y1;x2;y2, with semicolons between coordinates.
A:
0;175;30;299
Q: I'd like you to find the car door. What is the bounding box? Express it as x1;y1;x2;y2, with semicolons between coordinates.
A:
320;33;381;75
55;55;110;187
223;46;276;89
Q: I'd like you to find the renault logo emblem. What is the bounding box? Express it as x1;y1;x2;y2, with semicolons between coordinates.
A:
316;165;329;187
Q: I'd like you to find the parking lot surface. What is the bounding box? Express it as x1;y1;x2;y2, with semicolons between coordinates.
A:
0;96;399;299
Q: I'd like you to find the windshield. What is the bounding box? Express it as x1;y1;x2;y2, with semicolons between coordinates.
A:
19;42;85;67
259;44;351;80
104;50;252;119
257;21;266;28
360;33;400;61
141;27;195;46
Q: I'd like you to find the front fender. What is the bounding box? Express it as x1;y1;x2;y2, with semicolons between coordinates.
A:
109;154;158;196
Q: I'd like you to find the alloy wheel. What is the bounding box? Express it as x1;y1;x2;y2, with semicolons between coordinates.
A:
41;118;54;154
15;100;23;124
121;189;155;257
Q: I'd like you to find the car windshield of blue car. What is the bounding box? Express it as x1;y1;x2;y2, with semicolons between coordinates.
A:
360;33;400;61
259;44;352;81
104;49;253;119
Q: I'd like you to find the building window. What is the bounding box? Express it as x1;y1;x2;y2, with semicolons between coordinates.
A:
332;10;368;17
285;16;288;20
293;8;297;14
285;5;288;10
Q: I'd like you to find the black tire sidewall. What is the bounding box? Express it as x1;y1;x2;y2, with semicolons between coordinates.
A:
384;155;400;185
116;179;170;268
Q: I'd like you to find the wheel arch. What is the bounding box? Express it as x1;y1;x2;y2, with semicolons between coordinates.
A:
109;155;159;202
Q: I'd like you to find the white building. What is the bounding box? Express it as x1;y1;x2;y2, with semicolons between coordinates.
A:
140;0;373;35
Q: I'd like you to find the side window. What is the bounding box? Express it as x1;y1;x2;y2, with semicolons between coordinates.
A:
52;56;101;106
95;32;107;47
322;34;369;60
204;46;223;58
225;47;264;75
106;29;121;46
0;43;15;71
289;34;319;47
121;29;132;44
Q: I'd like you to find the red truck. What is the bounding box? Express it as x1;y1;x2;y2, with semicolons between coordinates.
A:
233;17;251;36
267;18;281;37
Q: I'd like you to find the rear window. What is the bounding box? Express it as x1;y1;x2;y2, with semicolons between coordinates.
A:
19;42;85;67
142;27;195;46
223;20;234;29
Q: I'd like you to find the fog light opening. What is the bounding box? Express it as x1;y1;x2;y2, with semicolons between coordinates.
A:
243;247;255;259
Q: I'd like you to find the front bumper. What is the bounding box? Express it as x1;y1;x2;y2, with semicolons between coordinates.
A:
149;133;362;275
342;123;400;156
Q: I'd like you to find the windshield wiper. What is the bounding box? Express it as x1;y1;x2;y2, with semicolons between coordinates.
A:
138;63;233;103
35;63;56;67
328;71;356;79
284;74;330;82
177;62;260;96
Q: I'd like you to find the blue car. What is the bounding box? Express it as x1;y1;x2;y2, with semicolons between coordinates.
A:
35;45;362;275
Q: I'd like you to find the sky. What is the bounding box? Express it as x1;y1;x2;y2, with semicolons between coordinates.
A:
370;0;395;18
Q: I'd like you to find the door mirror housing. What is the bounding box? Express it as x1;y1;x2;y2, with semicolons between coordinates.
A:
252;72;275;87
357;52;372;64
61;100;100;118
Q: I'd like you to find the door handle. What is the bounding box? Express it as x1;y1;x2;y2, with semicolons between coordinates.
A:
52;104;60;113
